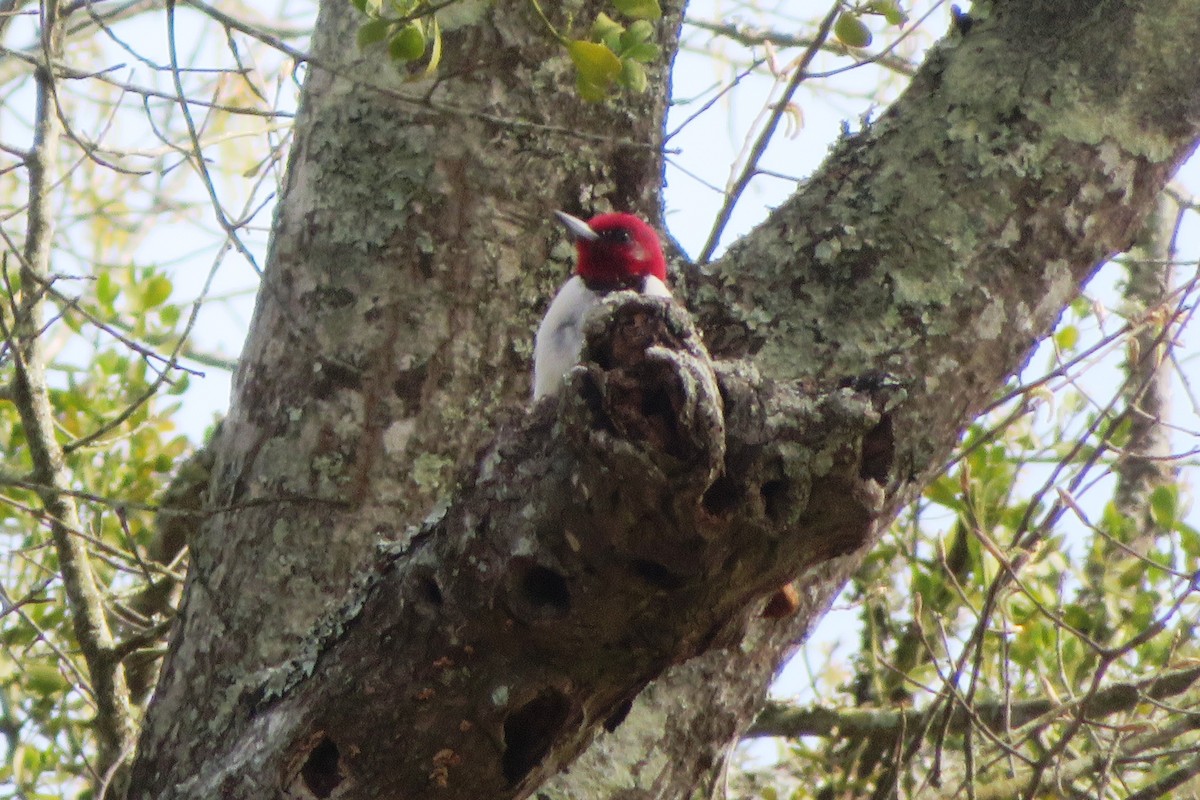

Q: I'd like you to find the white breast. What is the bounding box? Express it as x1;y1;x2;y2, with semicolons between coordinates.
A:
532;275;671;400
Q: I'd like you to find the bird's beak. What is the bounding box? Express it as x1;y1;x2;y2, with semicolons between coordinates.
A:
554;210;599;242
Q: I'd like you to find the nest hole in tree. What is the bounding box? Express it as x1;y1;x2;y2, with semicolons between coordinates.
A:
702;474;740;515
604;697;635;732
299;735;343;799
501;690;571;785
761;479;791;523
762;584;802;619
420;575;443;607
859;413;894;483
520;563;571;615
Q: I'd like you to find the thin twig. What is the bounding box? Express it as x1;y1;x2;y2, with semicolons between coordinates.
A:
698;1;841;263
685;18;918;78
4;1;137;782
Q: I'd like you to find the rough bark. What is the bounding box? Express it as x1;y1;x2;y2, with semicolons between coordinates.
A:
131;297;890;798
1112;199;1177;540
127;0;1200;798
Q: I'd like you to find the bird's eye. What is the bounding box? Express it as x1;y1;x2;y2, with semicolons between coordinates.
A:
602;228;632;244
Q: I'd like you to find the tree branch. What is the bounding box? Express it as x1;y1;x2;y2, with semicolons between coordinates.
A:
955;712;1200;800
696;1;841;263
685;17;919;78
3;0;136;790
126;1;1200;798
748;664;1200;740
127;292;892;799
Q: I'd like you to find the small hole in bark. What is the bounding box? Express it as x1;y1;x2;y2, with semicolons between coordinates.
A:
859;414;894;483
502;690;571;785
420;576;443;607
604;697;635;732
392;361;428;415
630;559;684;590
313;360;362;400
300;736;342;798
762;584;801;619
761;480;790;522
522;565;571;614
702;475;739;515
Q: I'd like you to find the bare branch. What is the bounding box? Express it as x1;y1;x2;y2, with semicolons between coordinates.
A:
749;665;1200;740
686;18;919;78
697;2;841;263
1;4;136;787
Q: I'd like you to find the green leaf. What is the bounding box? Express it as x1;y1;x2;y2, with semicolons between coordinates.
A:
1178;522;1200;559
568;39;622;99
389;23;425;61
867;0;908;26
349;0;368;14
1061;603;1091;632
923;474;963;511
882;4;907;25
357;18;390;48
591;11;624;42
911;569;935;600
619;58;647;92
1054;324;1079;351
142;275;173;308
25;664;67;696
1149;485;1178;529
96;350;122;375
621;41;659;62
613;0;661;21
833;12;872;48
618;22;658;60
1069;295;1093;318
96;271;118;306
622;19;655;44
575;74;609;102
1118;559;1145;588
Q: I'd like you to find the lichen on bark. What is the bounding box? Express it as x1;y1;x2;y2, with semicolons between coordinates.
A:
128;0;1200;797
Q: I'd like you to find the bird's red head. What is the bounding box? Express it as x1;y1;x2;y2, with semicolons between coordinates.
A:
555;211;668;289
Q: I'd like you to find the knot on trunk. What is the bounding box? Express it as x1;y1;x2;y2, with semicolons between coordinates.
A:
559;293;724;492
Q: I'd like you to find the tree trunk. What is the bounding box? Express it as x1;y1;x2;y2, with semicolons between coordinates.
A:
127;0;1200;798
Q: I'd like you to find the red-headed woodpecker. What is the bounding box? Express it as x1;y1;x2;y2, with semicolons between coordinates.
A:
532;210;671;400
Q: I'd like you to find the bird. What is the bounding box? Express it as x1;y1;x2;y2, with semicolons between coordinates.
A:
532;210;671;400
531;211;800;621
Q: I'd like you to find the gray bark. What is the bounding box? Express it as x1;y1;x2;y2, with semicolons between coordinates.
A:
1112;200;1177;539
127;0;1200;798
